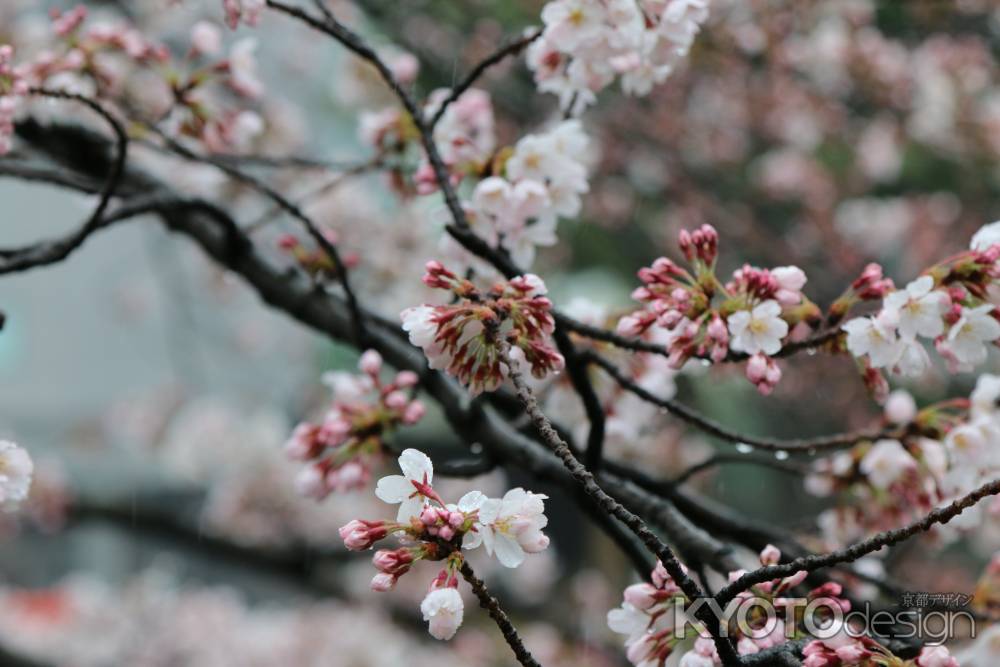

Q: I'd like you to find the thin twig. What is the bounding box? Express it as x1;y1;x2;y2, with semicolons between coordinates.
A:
458;561;541;667
587;351;894;453
428;27;543;130
716;476;1000;607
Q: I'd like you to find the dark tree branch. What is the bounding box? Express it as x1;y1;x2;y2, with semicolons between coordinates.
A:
0;89;127;274
501;340;741;666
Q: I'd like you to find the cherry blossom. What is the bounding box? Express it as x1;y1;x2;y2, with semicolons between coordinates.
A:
859;439;915;490
883;276;949;340
375;448;438;522
727;300;788;356
420;586;465;641
0;440;33;512
944;304;1000;367
464;488;550;568
842;312;902;369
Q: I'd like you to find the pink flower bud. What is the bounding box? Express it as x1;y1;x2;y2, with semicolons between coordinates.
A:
385;390;408;409
370;572;396;592
420;507;439;526
623;583;659;610
395;370;419;388
759;544;781;566
402;401;426;424
294;464;330;500
359;350;382;376
438;526;455;540
338;519;387;551
373;548;413;575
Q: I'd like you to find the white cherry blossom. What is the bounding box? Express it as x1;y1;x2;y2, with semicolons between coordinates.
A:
465;488;549;568
971;220;1000;251
859;439;914;490
727;300;788;356
945;304;1000;366
882;276;948;339
420;587;464;640
375;449;435;522
842;312;902;368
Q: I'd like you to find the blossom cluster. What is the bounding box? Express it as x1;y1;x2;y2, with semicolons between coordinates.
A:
0;440;33;513
608;545;959;666
618;223;816;394
3;6;267;155
339;449;549;640
842;225;1000;384
401;262;564;396
528;0;711;113
607;545;843;665
806;378;1000;547
466;120;590;267
285;350;425;500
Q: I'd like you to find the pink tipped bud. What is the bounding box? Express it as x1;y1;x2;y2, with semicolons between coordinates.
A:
384;390;408;410
760;544;781;566
294;464;331;500
623;583;659;610
278;234;300;250
359;350;382;376
402;401;426;424
370;572;397;592
395;370;419;388
373;548;413;575
420;507;438;526
338;519;388;551
438;526;455;541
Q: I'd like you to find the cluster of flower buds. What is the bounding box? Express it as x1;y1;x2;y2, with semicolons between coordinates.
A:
401;262;564;396
0;45;27;155
618;224;817;394
277;231;359;281
337;449;550;640
527;0;710;114
286;350;425;500
221;0;265;30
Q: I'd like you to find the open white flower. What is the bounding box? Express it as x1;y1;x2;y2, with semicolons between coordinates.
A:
970;220;1000;251
883;276;948;339
859;439;914;490
420;587;464;640
727;300;788;356
946;304;1000;366
375;448;435;522
465;488;549;568
842;313;902;368
970;373;1000;418
0;440;33;512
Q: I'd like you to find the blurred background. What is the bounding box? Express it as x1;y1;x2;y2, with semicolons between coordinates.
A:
1;0;1000;665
